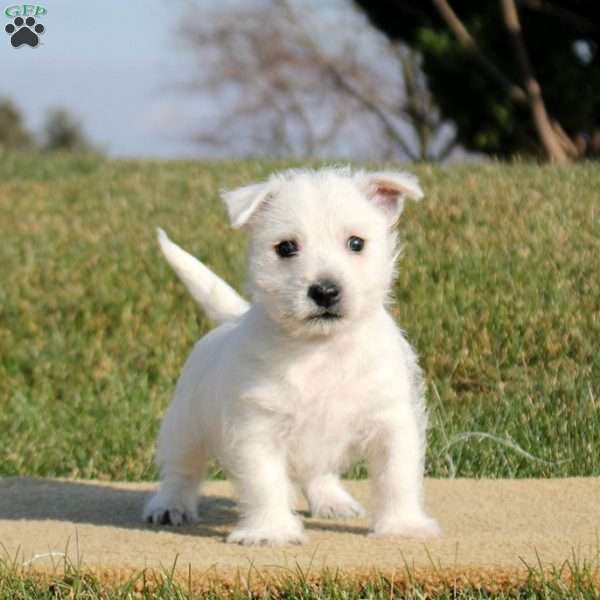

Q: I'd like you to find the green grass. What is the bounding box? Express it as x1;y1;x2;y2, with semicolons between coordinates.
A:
0;152;598;480
1;557;599;599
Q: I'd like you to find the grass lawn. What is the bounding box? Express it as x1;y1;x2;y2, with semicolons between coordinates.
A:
1;559;599;599
0;152;598;481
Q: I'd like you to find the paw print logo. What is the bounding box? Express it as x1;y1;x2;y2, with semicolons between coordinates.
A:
5;16;45;48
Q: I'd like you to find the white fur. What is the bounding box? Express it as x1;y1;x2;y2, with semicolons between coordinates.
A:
157;228;249;324
145;167;440;544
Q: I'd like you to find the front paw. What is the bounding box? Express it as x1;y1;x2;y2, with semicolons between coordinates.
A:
227;516;306;546
370;514;441;539
143;494;198;526
145;506;197;526
311;497;366;519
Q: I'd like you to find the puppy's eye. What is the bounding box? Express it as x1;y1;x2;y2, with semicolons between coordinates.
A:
347;236;365;253
275;240;298;258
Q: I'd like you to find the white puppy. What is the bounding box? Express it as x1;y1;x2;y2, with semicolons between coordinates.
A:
144;167;440;545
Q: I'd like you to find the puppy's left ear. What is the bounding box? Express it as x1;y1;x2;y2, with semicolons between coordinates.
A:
358;171;424;223
221;181;276;229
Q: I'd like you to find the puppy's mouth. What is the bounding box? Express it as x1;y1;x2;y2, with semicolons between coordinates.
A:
307;310;343;321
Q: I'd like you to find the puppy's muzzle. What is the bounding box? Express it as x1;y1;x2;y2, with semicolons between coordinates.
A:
307;279;341;309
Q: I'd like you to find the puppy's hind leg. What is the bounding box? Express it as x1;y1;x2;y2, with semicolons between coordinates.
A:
304;474;366;519
144;445;208;527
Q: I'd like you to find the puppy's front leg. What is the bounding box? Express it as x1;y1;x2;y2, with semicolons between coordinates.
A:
227;439;305;546
368;404;440;538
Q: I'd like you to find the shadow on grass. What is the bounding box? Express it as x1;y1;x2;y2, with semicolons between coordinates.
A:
0;477;369;539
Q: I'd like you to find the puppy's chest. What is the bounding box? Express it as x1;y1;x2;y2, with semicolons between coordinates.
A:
259;349;386;427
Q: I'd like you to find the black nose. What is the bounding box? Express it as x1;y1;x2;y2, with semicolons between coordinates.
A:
307;279;341;308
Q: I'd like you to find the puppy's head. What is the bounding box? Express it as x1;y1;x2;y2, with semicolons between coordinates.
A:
222;167;422;337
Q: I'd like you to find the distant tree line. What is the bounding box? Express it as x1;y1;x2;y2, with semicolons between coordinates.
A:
0;98;96;153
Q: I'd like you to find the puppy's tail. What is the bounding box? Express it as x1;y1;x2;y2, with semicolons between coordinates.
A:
157;228;250;324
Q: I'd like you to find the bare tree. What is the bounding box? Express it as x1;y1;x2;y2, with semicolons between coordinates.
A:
177;0;456;161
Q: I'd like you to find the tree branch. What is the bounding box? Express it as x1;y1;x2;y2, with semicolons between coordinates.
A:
500;0;570;162
281;0;418;160
431;0;529;105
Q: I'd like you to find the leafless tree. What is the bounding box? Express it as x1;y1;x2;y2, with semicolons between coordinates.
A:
177;0;457;161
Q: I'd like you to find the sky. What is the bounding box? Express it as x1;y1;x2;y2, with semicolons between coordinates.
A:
2;0;201;157
1;0;458;160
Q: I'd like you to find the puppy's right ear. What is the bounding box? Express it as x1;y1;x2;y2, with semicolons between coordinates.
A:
221;181;275;229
